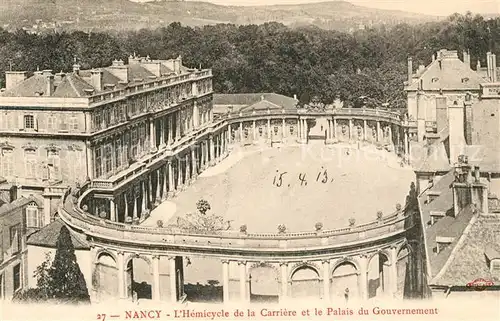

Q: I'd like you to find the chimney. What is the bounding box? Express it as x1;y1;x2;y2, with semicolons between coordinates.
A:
477;59;481;71
293;94;297;100
173;56;182;74
5;71;28;90
128;54;142;65
463;50;470;68
464;93;473;145
432;54;435;62
435;95;447;132
491;53;497;82
108;60;129;83
452;158;488;215
448;99;466;163
43;70;54;96
90;69;103;91
407;57;413;83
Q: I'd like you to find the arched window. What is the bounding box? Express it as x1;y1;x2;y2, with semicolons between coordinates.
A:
26;202;40;228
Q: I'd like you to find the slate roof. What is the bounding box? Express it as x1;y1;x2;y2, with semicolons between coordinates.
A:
435;215;500;286
0;195;42;218
27;218;89;250
213;93;298;110
1;73;48;97
52;73;95;98
406;50;487;91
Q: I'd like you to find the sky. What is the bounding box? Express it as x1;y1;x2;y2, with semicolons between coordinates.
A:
185;0;500;16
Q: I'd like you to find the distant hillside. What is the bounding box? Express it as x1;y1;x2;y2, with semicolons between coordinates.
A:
0;0;440;32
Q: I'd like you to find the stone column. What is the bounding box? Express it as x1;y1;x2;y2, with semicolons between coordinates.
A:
168;161;174;195
333;118;337;140
109;199;116;222
148;174;153;205
222;260;230;303
267;119;271;140
210;136;215;165
152;255;161;301
168;115;173;146
124;193;129;221
348;119;353;141
282;118;286;140
141;180;147;212
175;111;181;140
363;120;367;141
150;119;156;150
86;142;94;180
239;122;243;143
155;169;161;204
192;148;197;178
117;251;126;299
358;255;368;300
193;101;199;129
162;165;168;200
280;262;288;301
228;124;232;144
238;261;247;302
185;154;191;185
177;158;183;188
252;120;256;141
376;121;381;142
389;246;398;298
322;260;330;301
132;189;138;220
169;256;177;303
159;118;165;148
388;125;393;145
326;119;331;139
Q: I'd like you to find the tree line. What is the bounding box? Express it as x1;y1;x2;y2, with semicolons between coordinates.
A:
0;12;498;108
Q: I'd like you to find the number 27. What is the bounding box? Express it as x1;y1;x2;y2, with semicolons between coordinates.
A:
97;314;106;321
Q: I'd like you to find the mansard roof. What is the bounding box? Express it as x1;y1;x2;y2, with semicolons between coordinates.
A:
406;50;487;92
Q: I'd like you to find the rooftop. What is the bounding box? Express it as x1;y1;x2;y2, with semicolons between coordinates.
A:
406;49;489;91
213;93;298;114
27;218;90;250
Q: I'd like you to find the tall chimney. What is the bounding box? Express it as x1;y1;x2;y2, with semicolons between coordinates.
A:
448;100;466;163
407;57;413;83
43;70;54;96
487;52;493;81
463;50;470;68
141;61;161;77
73;63;81;75
90;69;103;91
452;159;488;215
108;60;129;83
477;59;481;71
173;56;182;74
5;71;28;90
464;93;473;145
435;95;448;133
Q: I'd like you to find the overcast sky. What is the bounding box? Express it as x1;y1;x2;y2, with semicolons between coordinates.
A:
190;0;500;16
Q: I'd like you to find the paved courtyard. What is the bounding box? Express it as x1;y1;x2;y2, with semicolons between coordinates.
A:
164;142;414;233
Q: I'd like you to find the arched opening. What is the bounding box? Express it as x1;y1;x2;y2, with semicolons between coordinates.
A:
331;261;359;301
290;266;321;299
367;252;390;298
94;252;118;301
127;256;153;301
249;264;279;303
396;245;411;299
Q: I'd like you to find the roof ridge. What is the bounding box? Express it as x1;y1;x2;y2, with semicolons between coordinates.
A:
67;74;82;97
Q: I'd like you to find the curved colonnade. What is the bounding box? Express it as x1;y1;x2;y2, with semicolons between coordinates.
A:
58;107;422;303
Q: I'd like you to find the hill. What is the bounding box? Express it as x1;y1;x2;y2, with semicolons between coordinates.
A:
0;0;440;32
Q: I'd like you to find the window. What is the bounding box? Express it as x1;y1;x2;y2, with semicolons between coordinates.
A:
116;139;122;168
94;147;102;178
47;150;60;180
10;225;20;254
273;126;278;135
431;77;439;83
244;128;249;138
47;115;55;131
131;128;138;158
93;112;102;131
24;149;37;178
1;149;13;177
69;116;78;131
258;127;263;136
104;144;112;174
13;264;21;292
26;204;39;228
290;126;294;135
24;115;34;129
104;109;111;126
59;116;68;132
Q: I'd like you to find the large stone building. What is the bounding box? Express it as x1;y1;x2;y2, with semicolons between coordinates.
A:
0;54;213;225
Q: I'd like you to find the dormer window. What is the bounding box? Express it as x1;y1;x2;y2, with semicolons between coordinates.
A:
461;77;470;83
431;77;439;83
429;211;445;225
485;245;500;274
436;236;454;254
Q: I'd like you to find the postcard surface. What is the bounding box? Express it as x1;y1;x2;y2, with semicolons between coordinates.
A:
0;0;499;320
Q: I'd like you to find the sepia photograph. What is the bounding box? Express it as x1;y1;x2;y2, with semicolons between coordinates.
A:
0;0;499;320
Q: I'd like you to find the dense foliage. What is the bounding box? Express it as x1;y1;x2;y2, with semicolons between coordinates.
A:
13;226;90;304
0;13;498;107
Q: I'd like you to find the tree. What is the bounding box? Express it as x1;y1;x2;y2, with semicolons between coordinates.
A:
47;226;90;304
176;199;231;232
